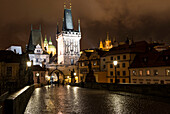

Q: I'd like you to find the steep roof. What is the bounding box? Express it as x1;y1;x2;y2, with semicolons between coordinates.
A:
103;41;149;56
130;49;170;68
62;8;74;31
0;50;22;63
27;26;43;52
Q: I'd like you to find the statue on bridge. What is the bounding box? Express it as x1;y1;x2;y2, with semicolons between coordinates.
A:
85;61;96;83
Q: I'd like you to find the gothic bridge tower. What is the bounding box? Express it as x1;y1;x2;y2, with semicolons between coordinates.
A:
56;3;81;65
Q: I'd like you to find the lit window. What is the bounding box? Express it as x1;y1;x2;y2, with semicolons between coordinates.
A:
81;62;84;66
154;70;158;76
139;70;143;76
166;69;170;76
93;61;97;66
146;70;150;76
132;70;137;76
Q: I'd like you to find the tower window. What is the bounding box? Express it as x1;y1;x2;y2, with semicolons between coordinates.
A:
71;59;74;65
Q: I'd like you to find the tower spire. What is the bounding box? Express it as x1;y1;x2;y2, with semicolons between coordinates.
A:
49;36;52;45
107;32;109;41
78;19;81;32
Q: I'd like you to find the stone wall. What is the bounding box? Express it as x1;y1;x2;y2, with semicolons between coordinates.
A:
4;85;34;114
71;83;170;97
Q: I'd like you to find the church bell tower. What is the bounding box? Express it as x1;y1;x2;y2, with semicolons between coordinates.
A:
56;3;81;65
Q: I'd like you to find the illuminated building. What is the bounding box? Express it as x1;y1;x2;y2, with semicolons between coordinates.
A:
44;35;56;56
101;41;149;83
29;44;49;67
6;46;22;55
78;49;107;82
99;33;113;51
56;3;81;65
130;49;170;84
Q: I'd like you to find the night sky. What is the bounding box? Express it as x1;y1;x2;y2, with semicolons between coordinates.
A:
0;0;170;50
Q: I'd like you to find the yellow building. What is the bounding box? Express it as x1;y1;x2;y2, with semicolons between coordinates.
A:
78;49;107;83
44;36;56;56
101;41;149;83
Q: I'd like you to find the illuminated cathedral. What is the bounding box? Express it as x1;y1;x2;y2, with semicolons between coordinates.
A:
44;35;56;56
99;33;114;51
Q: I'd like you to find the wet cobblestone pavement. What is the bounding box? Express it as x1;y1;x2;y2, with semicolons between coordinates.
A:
24;85;170;114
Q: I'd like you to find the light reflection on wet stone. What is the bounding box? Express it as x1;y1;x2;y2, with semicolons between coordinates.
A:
24;85;170;114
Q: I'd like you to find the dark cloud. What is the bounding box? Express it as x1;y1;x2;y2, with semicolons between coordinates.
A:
0;0;170;50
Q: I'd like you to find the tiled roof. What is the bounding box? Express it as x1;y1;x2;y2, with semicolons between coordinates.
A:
103;41;149;56
130;49;170;68
0;50;21;63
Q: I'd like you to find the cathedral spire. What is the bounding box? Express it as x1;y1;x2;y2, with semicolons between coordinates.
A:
99;40;103;49
78;19;81;32
49;36;52;45
106;32;109;41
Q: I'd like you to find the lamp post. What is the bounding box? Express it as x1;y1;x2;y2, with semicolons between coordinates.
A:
27;61;32;85
113;61;118;84
36;73;40;84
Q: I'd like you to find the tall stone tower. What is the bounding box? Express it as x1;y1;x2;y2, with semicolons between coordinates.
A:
56;3;81;65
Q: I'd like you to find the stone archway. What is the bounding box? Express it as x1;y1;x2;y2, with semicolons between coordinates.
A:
49;69;65;86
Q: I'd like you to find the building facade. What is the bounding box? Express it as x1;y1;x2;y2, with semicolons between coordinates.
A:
101;41;149;83
29;44;49;67
78;49;107;83
130;49;170;84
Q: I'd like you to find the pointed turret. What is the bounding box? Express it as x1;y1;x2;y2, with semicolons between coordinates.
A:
99;41;103;49
62;3;74;31
49;36;52;45
44;35;48;44
78;19;81;32
106;32;109;41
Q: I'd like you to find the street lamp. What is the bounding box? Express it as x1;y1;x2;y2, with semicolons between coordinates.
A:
27;61;33;85
74;72;76;76
27;61;32;67
113;60;118;84
36;73;40;84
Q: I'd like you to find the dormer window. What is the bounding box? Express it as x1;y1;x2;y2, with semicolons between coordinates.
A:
166;56;168;60
143;57;147;62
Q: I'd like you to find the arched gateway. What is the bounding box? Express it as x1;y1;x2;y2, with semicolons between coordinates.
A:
49;69;65;84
